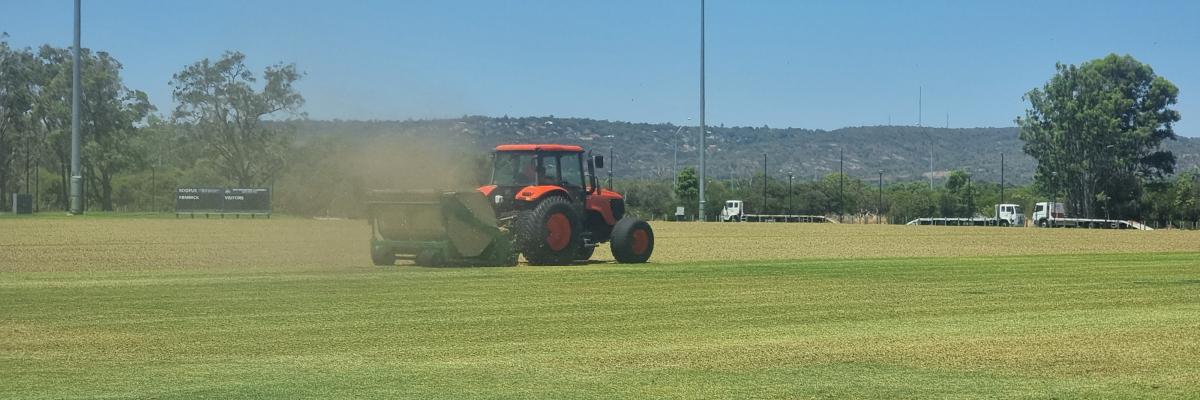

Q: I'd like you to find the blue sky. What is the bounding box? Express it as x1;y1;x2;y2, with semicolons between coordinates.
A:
3;1;1198;135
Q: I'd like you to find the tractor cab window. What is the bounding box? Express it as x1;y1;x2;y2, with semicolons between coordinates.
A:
1034;204;1045;213
558;153;585;188
492;152;540;186
540;154;561;185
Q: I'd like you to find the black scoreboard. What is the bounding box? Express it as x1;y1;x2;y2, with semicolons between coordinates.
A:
176;187;271;215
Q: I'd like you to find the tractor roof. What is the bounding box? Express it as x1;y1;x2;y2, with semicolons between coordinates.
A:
494;144;584;153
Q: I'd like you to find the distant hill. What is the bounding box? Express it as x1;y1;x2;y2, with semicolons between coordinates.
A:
291;116;1200;185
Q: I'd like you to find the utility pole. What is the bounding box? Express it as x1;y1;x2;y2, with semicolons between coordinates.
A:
698;0;707;222
878;170;883;224
918;86;923;127
1000;153;1005;205
69;0;83;214
788;172;794;216
839;148;844;222
608;146;614;190
967;173;973;216
761;153;767;215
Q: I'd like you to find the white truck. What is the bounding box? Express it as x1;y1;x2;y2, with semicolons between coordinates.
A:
1031;201;1151;230
719;200;832;223
906;203;1025;227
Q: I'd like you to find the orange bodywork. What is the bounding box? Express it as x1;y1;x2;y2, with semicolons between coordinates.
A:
587;188;623;225
513;185;570;202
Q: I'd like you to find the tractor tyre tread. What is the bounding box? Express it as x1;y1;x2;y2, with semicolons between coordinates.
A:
611;217;654;263
515;196;582;265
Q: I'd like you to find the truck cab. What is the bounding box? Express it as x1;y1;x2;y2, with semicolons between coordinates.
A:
1032;201;1066;226
994;203;1025;226
721;200;744;222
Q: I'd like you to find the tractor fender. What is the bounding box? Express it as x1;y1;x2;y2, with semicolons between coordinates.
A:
514;186;570;202
587;189;624;225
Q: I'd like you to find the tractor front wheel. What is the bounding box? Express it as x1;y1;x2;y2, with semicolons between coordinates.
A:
515;196;582;265
611;218;654;263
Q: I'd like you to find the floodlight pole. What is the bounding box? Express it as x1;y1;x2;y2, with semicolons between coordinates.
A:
697;0;707;222
69;0;83;214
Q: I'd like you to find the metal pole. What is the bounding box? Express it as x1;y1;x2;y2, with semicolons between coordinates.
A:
672;126;680;189
608;146;614;190
967;174;973;216
1000;153;1005;204
698;0;707;222
839;148;844;222
878;169;888;222
69;0;83;214
761;153;767;215
788;172;794;216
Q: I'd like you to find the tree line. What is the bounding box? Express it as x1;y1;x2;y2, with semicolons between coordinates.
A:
0;35;300;212
616;166;1199;227
2;39;1194;226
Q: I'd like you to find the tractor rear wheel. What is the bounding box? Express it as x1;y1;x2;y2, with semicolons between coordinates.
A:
515;196;582;265
611;217;654;263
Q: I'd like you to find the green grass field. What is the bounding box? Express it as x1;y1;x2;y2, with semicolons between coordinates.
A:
2;217;1199;398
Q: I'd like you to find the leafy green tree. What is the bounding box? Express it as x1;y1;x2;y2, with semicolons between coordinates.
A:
1018;54;1180;219
78;51;154;210
675;166;698;211
170;51;303;186
886;182;936;223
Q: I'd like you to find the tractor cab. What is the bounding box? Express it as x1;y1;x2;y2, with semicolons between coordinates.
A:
485;144;590;208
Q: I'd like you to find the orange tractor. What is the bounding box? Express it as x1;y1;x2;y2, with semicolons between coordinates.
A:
368;144;654;266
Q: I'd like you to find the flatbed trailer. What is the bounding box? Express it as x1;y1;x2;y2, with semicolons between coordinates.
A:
1038;217;1151;230
906;217;1012;227
1032;201;1152;230
740;214;834;223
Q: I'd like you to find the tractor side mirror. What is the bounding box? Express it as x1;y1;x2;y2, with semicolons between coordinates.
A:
594;155;605;169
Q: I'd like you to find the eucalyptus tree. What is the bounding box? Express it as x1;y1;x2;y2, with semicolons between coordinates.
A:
1018;54;1180;218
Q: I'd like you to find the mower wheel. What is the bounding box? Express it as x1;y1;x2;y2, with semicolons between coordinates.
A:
415;249;445;267
611;217;654;263
516;196;582;265
370;245;396;266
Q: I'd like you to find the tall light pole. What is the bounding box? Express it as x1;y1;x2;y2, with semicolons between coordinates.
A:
698;0;707;222
69;0;83;214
